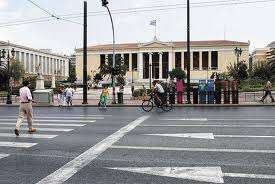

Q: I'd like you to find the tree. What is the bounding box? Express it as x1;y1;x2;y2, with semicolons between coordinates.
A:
87;74;91;81
67;67;77;83
250;61;271;80
9;59;25;82
168;68;186;80
98;55;127;80
0;64;8;88
227;61;248;80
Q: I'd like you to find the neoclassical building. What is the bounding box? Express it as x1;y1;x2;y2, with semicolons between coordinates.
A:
75;38;249;83
0;41;69;80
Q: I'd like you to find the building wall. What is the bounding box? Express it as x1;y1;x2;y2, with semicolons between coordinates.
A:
0;42;69;81
76;41;249;83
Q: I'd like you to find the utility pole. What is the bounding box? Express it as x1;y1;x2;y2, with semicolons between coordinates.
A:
186;0;191;104
82;1;88;104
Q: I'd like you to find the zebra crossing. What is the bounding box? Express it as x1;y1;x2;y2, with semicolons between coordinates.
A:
0;114;108;161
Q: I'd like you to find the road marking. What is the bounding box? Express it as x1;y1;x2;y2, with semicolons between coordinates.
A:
0;141;37;148
141;124;275;128
0;119;96;123
36;115;150;184
2;115;111;117
160;118;275;121
0;127;73;132
0;123;86;127
144;133;275;139
0;133;58;139
223;173;275;180
108;167;224;183
107;167;275;183
0;154;9;159
111;145;275;154
160;118;208;121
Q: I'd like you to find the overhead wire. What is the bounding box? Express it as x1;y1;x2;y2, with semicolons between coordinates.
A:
1;0;275;28
26;0;83;25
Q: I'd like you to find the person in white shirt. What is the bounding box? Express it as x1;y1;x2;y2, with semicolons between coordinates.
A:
153;80;165;106
65;85;74;106
14;80;36;136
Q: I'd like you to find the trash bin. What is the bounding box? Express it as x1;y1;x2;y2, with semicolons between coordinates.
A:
215;79;222;104
117;92;123;104
199;80;207;104
192;87;198;104
207;79;215;104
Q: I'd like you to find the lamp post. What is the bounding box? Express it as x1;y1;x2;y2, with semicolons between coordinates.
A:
234;47;242;64
102;0;116;104
186;0;191;104
131;66;134;95
149;63;152;89
0;48;15;104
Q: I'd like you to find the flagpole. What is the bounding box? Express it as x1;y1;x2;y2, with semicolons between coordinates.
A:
155;24;157;38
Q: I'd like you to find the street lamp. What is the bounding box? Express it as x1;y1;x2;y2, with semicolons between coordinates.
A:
102;0;116;104
234;47;242;63
131;66;134;95
0;48;15;104
149;63;152;89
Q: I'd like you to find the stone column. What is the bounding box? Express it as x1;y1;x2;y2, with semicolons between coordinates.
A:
138;52;143;80
199;51;202;70
181;52;184;70
168;51;173;72
148;52;153;79
208;51;211;70
159;52;163;79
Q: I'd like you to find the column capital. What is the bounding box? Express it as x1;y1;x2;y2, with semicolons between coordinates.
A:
158;52;163;55
148;52;153;55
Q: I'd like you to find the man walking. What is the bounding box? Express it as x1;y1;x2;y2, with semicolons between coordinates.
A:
260;79;275;103
14;80;36;136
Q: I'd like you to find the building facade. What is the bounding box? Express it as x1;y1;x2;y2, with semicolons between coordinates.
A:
0;41;69;80
75;39;249;84
252;41;275;63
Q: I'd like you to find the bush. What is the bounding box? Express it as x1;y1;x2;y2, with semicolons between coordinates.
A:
132;89;141;97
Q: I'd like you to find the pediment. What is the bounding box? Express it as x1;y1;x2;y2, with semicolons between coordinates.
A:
139;39;173;48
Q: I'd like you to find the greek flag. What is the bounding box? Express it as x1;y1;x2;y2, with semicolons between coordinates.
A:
150;20;156;26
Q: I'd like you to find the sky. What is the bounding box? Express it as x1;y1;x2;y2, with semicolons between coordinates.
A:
0;0;275;55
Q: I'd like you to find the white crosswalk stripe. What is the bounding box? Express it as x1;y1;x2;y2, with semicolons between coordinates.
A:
0;123;86;127
0;119;96;123
0;133;58;139
0;153;9;159
0;127;73;132
0;141;37;148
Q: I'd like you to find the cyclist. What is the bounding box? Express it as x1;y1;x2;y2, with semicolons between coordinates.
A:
153;80;165;106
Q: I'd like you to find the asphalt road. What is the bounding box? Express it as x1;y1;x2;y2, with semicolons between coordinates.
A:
0;106;274;184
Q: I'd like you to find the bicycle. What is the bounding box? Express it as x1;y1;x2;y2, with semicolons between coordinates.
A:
142;92;172;112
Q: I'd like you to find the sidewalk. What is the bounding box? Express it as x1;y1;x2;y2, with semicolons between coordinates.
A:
1;87;274;107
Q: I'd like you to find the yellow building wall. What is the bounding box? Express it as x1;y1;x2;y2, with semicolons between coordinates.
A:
76;53;101;81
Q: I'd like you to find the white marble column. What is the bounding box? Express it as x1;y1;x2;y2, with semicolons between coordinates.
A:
159;52;163;79
129;53;132;72
168;51;173;72
208;51;211;70
138;52;143;80
199;51;202;70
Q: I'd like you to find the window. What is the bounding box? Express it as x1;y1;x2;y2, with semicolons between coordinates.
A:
211;51;218;70
100;54;105;66
16;51;20;61
162;52;169;79
193;52;199;70
184;52;188;70
21;52;25;64
132;53;137;70
30;54;34;73
175;52;181;69
26;53;29;72
202;52;209;70
123;54;129;70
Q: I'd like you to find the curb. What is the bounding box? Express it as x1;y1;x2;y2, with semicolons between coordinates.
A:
1;104;275;107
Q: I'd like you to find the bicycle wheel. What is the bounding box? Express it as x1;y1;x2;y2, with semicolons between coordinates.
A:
161;101;172;112
142;100;154;112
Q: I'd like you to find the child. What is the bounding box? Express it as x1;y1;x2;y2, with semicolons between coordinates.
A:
100;86;109;108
